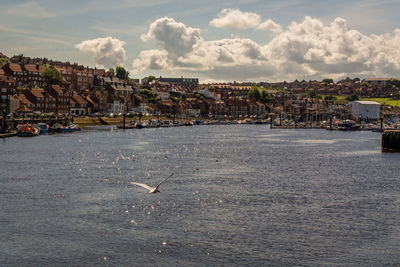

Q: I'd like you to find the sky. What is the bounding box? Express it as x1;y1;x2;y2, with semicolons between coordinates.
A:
1;0;400;82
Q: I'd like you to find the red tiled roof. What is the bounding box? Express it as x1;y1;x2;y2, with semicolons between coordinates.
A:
24;64;44;72
9;63;23;72
71;94;87;105
50;85;63;94
30;89;45;98
85;96;96;105
15;94;33;105
0;75;16;83
0;69;5;75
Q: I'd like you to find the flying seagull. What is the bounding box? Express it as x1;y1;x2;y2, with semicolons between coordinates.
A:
131;173;174;194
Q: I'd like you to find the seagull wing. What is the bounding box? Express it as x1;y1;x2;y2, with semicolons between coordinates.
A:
131;182;153;191
156;173;174;189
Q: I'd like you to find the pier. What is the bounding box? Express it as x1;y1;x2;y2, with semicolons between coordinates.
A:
382;130;400;152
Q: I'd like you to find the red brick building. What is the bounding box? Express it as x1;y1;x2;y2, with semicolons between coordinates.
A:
47;85;71;114
0;74;17;111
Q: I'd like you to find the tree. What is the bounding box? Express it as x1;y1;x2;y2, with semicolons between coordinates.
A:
0;58;9;68
260;90;276;103
346;93;359;102
41;65;63;85
248;86;261;100
108;68;115;76
147;76;156;82
115;66;129;80
322;78;334;84
305;89;317;98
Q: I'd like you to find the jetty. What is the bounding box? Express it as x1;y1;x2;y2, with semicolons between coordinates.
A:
382;130;400;152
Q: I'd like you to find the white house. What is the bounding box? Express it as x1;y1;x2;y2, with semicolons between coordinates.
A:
349;101;381;120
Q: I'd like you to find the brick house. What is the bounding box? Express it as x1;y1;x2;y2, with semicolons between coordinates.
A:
0;74;17;111
24;64;45;87
70;93;87;115
226;98;248;117
47;84;71;114
2;63;26;86
23;88;56;113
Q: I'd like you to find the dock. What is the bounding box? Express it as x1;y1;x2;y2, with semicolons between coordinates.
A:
382;130;400;152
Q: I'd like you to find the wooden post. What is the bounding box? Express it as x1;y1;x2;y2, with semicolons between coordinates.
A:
330;115;333;131
123;113;126;130
2;110;6;133
270;114;273;129
380;117;383;132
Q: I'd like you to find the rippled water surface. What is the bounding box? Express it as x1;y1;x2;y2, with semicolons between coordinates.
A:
1;125;399;266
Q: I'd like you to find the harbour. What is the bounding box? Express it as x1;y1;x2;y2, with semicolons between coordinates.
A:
1;125;399;265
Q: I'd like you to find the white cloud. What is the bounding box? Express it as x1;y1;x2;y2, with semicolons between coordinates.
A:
258;19;282;33
209;8;261;30
75;37;126;69
132;49;171;73
209;8;282;33
132;16;400;81
141;17;201;57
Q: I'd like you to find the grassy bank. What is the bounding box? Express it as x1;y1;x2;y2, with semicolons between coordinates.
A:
360;98;400;108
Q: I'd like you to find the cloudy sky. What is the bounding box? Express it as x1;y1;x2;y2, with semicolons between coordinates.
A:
1;0;399;82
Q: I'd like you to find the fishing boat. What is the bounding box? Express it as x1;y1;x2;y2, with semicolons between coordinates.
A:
35;123;49;134
17;124;40;137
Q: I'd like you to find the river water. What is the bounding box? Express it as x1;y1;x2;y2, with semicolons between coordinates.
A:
1;125;399;266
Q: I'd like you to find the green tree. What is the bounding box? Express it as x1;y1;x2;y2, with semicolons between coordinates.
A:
346;93;359;102
322;78;334;84
248;86;261;100
147;76;156;82
108;68;115;76
260;89;276;103
0;58;9;68
41;65;63;85
305;89;317;98
115;66;129;80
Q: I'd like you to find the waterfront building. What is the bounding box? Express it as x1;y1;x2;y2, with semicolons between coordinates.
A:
349;100;381;121
0;74;17;112
47;85;71;114
70;93;87;115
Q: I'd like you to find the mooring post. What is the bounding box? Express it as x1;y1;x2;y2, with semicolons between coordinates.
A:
330;116;333;130
270;114;273;129
380;117;383;132
123;113;126;130
2;110;6;133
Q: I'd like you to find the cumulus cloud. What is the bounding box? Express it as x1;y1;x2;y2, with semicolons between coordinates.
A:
75;37;126;69
132;16;400;81
258;19;282;33
141;17;201;57
209;8;281;33
209;8;261;30
132;49;170;73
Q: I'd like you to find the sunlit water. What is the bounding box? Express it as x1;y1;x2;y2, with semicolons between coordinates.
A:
1;125;399;266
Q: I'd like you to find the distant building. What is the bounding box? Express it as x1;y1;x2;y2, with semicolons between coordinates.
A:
158;76;198;86
363;78;395;86
349;100;381;120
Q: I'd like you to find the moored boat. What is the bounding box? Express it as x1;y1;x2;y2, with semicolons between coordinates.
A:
35;123;49;134
17;124;40;137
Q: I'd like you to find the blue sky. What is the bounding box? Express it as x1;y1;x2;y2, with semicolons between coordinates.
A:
1;0;400;82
